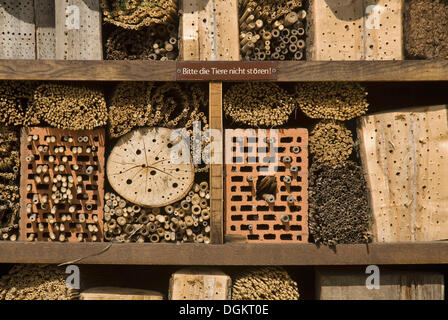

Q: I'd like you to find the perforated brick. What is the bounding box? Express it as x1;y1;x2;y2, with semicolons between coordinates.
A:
224;129;309;243
19;127;104;242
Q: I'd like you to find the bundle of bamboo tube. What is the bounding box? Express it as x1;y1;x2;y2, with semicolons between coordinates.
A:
0;264;79;300
239;0;307;60
309;161;372;247
232;267;299;300
101;0;178;30
295;82;369;120
0;81;37;126
0;127;19;241
224;82;297;127
26;83;107;130
105;24;178;60
104;181;211;243
309;120;354;167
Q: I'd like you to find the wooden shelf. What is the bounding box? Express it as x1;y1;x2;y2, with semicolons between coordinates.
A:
0;60;447;82
1;242;448;266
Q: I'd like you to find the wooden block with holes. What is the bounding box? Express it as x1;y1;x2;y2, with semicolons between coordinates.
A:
179;0;240;61
55;0;102;60
224;129;309;243
357;105;448;242
20;127;105;242
0;0;36;59
80;287;163;300
316;269;444;300
169;268;231;300
307;0;403;60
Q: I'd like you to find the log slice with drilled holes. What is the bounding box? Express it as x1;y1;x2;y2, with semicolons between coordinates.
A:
107;127;194;207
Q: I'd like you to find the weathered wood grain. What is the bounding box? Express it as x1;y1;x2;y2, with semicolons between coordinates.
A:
316;269;444;300
2;242;448;265
1;60;448;81
55;0;102;60
179;0;239;61
209;82;224;244
169;268;231;300
358;105;448;242
0;0;35;59
308;0;403;60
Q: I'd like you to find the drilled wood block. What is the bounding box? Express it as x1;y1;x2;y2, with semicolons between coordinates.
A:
35;0;56;59
307;0;403;60
0;0;36;59
55;0;102;60
316;269;444;300
180;0;239;61
224;129;309;243
19;127;105;242
357;105;448;242
169;268;231;300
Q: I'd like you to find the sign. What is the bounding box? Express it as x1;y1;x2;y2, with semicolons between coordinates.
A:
176;61;278;81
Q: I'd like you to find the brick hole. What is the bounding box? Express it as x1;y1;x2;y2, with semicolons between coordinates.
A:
263;234;276;240
231;215;242;221
263;214;276;220
240;166;253;172
280;137;293;143
77;156;90;162
256;224;269;230
280;234;293;240
247;235;259;240
231;195;242;201
240;205;253;211
290;225;302;231
247;214;258;221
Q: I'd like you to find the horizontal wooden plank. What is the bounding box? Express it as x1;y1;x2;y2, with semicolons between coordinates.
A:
0;60;447;81
0;242;448;265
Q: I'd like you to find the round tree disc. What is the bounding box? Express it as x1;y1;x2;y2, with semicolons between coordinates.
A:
107;127;194;207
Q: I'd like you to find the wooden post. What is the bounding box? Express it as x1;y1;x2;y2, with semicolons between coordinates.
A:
307;0;403;60
179;0;239;60
209;82;223;244
55;0;102;60
316;268;444;300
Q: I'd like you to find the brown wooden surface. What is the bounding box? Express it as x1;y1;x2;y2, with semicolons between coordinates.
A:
308;0;403;60
1;242;448;265
209;82;224;244
316;269;444;300
55;0;102;60
80;287;164;300
358;105;448;242
169;268;231;300
0;60;448;81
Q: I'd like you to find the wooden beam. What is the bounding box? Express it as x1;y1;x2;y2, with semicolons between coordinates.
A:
1;242;448;265
209;82;224;244
0;60;448;82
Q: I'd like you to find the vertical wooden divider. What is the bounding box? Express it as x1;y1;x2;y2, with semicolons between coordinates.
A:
179;0;239;244
209;82;224;244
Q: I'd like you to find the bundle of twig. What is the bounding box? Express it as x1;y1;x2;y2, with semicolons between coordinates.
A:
309;161;372;246
224;82;296;127
27;83;107;130
109;82;208;137
309;120;354;166
0;264;79;300
295;82;368;120
232;267;299;300
404;0;448;59
105;24;178;60
101;0;178;30
0;127;19;241
0;81;37;126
